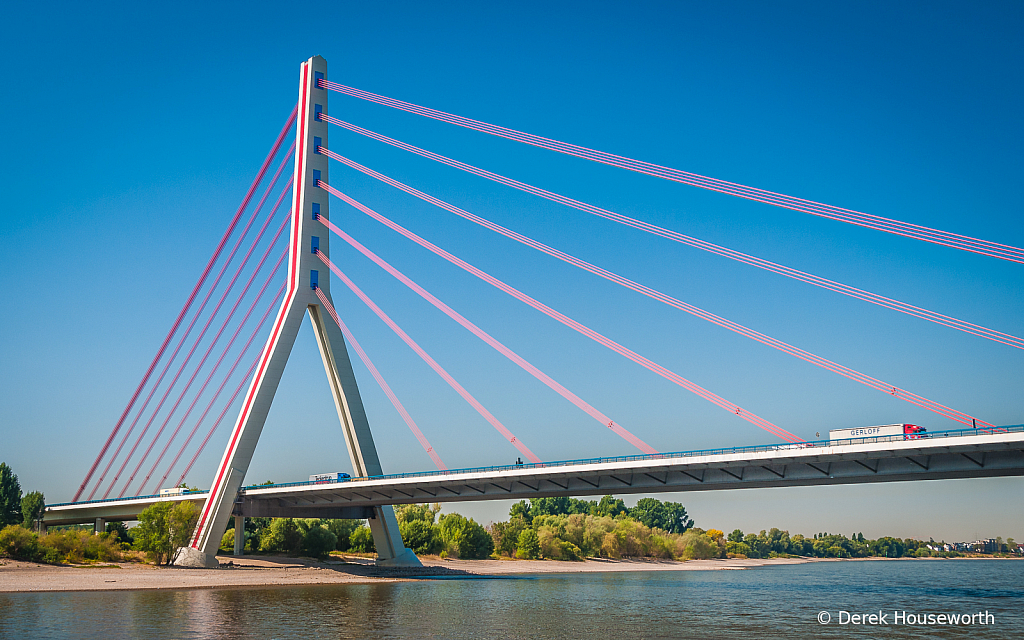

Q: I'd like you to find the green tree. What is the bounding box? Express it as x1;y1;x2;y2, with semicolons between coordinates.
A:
871;536;905;558
516;527;540;559
219;529;236;552
462;519;494;559
0;463;23;527
302;525;338;559
134;503;173;564
789;534;813;556
628;498;693;534
168;502;199;563
349;524;376;553
528;497;596;518
134;501;198;565
395;503;440;525
21;491;45;530
259;518;303;554
726;540;752;556
437;513;493;559
324;519;361;551
490;517;528;557
401;519;441;555
509;500;532;524
243;517;272;551
765;528;791;555
727;529;744;543
743;532;767;558
594;495;627;518
105;521;133;545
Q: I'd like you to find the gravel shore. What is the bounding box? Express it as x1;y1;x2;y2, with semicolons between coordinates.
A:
0;555;814;593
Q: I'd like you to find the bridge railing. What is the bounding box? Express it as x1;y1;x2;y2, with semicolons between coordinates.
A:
48;490;209;509
240;424;1024;492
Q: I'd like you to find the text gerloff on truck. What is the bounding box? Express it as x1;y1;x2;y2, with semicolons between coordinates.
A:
829;423;928;442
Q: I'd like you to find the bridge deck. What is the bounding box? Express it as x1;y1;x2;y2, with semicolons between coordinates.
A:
45;427;1024;526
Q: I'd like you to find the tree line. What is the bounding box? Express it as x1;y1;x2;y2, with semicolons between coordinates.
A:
216;502;494;560
1;460;1019;565
0;463;45;530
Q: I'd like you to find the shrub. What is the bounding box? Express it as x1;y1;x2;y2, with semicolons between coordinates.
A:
0;524;40;561
220;530;236;552
349;525;376;553
537;527;583;561
302;526;338;560
9;529;122;565
680;531;718;560
601;517;651;558
69;530;119;562
490;517;528;557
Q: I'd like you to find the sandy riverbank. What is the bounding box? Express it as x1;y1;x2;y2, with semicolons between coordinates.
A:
0;555;817;593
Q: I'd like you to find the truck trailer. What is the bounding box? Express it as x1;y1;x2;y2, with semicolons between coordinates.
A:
828;423;927;441
308;472;351;484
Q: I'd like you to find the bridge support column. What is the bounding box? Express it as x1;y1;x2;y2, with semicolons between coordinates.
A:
177;54;418;568
234;515;244;556
94;518;105;535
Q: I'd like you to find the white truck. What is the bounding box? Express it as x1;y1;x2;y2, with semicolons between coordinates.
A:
158;487;187;496
829;423;927;442
309;472;351;484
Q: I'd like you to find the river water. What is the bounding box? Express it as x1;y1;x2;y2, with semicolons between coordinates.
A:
1;560;1021;639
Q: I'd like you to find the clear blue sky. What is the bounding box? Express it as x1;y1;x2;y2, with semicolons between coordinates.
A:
1;1;1021;541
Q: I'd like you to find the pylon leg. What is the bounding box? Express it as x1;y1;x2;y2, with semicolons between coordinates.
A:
308;302;419;566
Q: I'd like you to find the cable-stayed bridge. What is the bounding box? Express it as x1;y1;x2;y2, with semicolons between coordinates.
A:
48;56;1023;567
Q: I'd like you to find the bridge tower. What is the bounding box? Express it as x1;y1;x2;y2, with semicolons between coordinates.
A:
176;55;419;568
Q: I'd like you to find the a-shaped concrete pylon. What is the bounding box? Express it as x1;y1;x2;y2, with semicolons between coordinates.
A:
177;55;418;568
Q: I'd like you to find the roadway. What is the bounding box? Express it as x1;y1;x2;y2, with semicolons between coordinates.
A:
45;426;1024;528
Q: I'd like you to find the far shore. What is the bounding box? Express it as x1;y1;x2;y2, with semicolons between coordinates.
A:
0;554;1014;593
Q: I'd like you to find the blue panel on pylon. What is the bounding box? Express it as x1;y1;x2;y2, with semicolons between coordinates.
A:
315;104;323;120
310;270;319;290
312;202;320;220
313;137;322;154
313;170;321;186
311;236;319;254
314;72;324;88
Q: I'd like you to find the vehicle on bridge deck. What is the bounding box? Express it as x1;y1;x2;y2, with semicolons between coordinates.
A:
829;423;927;441
309;472;351;484
158;487;188;496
